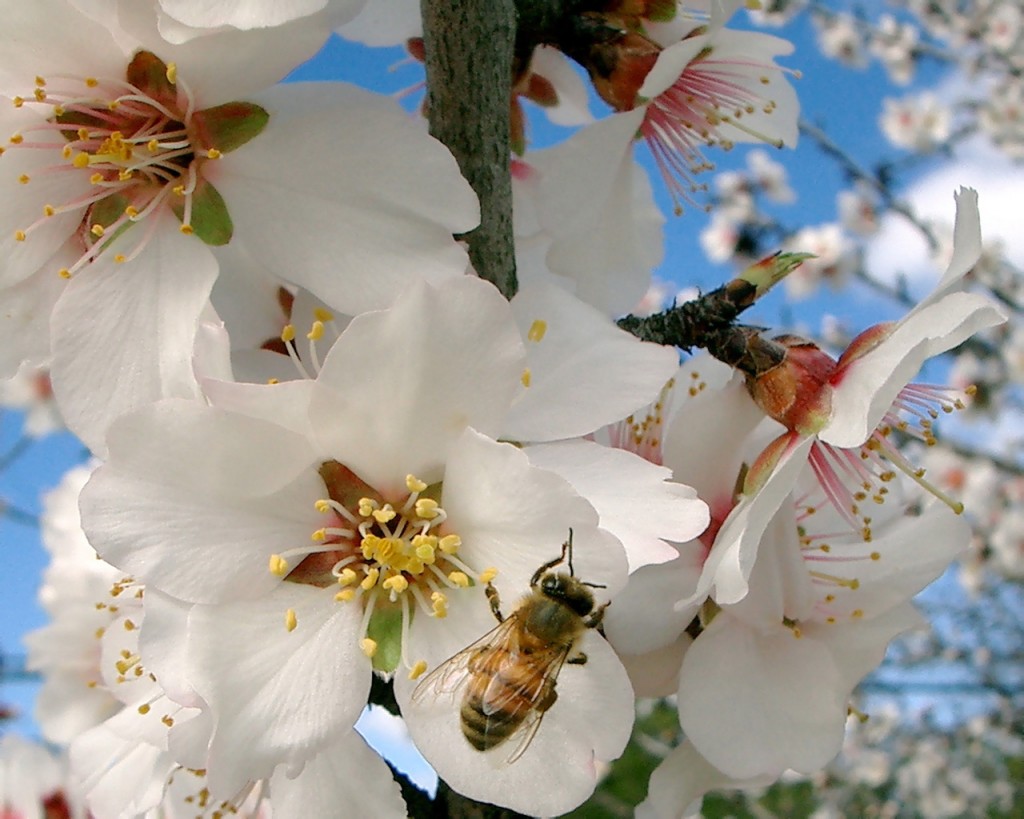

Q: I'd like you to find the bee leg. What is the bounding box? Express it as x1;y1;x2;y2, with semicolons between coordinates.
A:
567;651;588;666
584;601;610;630
485;581;504;623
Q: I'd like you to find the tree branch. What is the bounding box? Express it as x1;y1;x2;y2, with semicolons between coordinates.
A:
421;0;518;299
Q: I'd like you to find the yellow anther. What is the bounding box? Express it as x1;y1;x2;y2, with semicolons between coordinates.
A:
527;319;547;342
431;591;448;618
306;320;324;341
281;324;296;342
172;184;185;196
870;552;881;561
206;148;221;159
337;568;357;586
415;498;440;519
448;571;470;588
521;368;531;388
335;588;356;602
268;554;289;577
179;224;194;235
360;638;378;658
35;76;45;87
358;497;378;516
12;96;24;108
478;567;498;584
94;627;105;639
372;506;397;524
107;100;120;110
162;715;174;727
383;574;409;593
34;88;45;102
285;608;298;632
59;268;71;279
361;568;380;591
166;63;178;84
114;254;126;263
14;231;26;242
146;138;160;153
415;543;436;562
125;206;139;218
851;609;864;619
85;77;98;87
267;377;280;385
406;474;427;493
311;528;327;542
43;205;55;217
409;660;428;680
314;307;334;322
138;703;151;715
9;133;23;144
123;619;137;631
315;499;332;513
18;174;30;184
118;169;133;182
439;534;461;554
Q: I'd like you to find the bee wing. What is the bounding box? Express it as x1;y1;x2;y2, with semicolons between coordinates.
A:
503;646;572;764
412;616;521;703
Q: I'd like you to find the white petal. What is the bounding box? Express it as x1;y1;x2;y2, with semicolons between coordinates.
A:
662;374;768;502
49;218;218;454
310;277;524;491
824;292;1006;448
212;83;478;314
604;550;704;654
528;46;594;126
269;731;406;818
158;0;330;29
443;428;629;596
0;262;64;378
678;615;846;778
525;439;708;571
81;403;324;603
187;584;371;795
529;111;663;316
683;435;814;608
336;0;421;46
112;1;337;103
638;740;771;819
0;0;127;93
927;187;982;301
505;281;679;441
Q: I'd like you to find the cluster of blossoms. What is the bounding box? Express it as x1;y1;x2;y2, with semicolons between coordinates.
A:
1;1;1012;818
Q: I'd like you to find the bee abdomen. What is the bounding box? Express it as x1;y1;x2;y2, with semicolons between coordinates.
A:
460;694;524;751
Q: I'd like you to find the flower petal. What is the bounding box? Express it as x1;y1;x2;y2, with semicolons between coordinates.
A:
186;584;371;795
505;281;679;441
49;216;219;454
310;277;524;491
211;83;479;314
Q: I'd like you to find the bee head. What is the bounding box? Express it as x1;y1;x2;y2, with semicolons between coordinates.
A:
539;571;595;617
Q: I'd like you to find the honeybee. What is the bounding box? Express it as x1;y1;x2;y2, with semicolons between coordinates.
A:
413;531;608;762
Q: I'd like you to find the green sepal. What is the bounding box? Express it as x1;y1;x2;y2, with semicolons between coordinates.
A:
367;606;404;675
126;51;179;114
191;102;270;154
171;178;233;246
86;193;134;247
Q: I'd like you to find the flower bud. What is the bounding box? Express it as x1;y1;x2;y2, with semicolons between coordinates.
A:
744;334;837;435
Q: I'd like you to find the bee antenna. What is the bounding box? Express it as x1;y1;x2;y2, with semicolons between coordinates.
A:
582;581;606;590
565;528;575;575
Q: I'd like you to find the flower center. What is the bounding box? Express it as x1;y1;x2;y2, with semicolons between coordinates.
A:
6;51;267;277
269;462;495;677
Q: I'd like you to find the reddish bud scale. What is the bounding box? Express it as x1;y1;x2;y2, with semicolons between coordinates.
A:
746;335;837;436
588;30;662;111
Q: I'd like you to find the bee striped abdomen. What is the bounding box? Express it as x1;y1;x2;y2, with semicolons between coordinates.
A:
460;645;551;751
